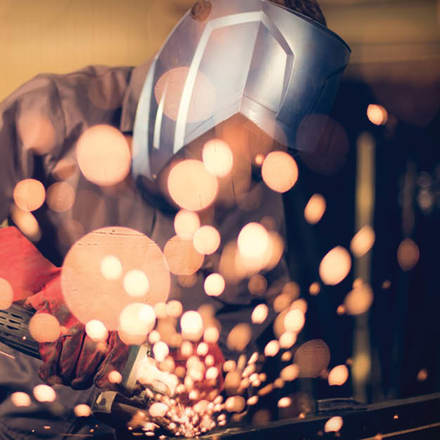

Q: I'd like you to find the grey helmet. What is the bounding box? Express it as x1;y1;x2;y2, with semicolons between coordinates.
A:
132;0;350;181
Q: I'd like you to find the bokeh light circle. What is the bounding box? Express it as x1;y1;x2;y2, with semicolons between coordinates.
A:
76;125;131;186
46;182;75;212
174;210;200;239
180;311;203;341
164;235;204;276
193;226;220;255
100;255;123;280
319;246;351;286
33;384;56;402
85;320;108;342
237;223;269;260
0;278;14;310
294;339;331;378
119;302;156;345
261;151;298;193
167;160;218;211
123;270;150;298
304;194;326;224
11;392;31;407
204;273;225;297
13;179;45;212
154;67;216;123
202;139;234;177
61;227;170;330
29;313;60;343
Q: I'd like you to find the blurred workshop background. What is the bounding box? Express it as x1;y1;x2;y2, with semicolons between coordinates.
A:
1;0;439;410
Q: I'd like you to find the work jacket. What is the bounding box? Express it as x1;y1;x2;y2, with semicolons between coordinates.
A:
0;63;289;439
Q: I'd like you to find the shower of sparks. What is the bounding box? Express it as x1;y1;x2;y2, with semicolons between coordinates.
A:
13;114;403;440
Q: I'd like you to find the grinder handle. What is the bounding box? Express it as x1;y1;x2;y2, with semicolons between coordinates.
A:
0;303;40;358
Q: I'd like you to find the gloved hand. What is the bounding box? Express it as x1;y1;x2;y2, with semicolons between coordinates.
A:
0;226;129;389
25;270;130;390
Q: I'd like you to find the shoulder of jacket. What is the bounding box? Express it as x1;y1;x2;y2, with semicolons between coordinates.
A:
1;65;134;106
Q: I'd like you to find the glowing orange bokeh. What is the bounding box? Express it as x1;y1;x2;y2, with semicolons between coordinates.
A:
164;235;204;276
397;238;420;271
33;384;56;403
344;282;374;315
118;303;156;345
85;320;108;342
153;341;169;362
202;139;234;177
204;273;225;297
324;416;343;433
204;326;220;344
193;226;220;255
46;182;75;212
328;364;349;386
154;66;216;123
167;160;218;211
76;125;131;186
237;222;269;260
264;340;280;357
74;404;92;417
11;392;31;407
227;323;251;352
123;270;150;298
13;179;45;212
181;311;204;341
225;396;246;413
61;227;170;330
100;255;123;280
351;225;375;257
0;278;13;310
166;300;183;318
174;210;200;240
10;206;41;241
319;246;352;286
284;308;305;333
309;282;320;296
29;313;60;343
261;151;298;193
108;370;123;384
251;304;269;324
149;402;169;418
278;397;292;408
294;339;330;378
281;364;299;382
304;194;326;224
367;104;388;126
279;331;297;349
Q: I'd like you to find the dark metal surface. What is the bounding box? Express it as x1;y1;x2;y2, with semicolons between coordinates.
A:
0;303;40;359
197;393;440;440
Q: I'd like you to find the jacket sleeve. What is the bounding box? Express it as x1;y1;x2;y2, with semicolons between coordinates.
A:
0;74;65;224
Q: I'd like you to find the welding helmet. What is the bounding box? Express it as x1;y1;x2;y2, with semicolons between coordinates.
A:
132;0;350;181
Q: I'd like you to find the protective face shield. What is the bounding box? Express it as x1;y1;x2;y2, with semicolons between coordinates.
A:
132;0;350;182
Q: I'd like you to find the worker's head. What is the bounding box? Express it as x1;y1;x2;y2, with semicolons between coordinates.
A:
269;0;326;26
132;0;350;208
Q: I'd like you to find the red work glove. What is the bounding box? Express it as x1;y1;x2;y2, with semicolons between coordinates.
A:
0;227;59;301
25;273;130;389
0;226;129;389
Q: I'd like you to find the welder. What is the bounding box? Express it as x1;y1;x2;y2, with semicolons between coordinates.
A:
0;0;349;438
